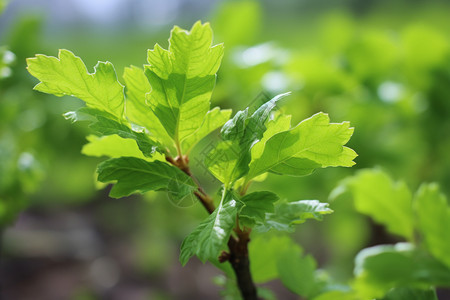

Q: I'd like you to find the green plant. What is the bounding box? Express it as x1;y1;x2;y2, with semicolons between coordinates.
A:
318;168;450;300
26;22;357;299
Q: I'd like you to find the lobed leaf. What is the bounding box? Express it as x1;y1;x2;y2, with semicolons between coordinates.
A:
205;140;241;185
239;191;279;227
81;135;165;162
206;92;290;185
97;157;196;199
145;21;224;148
27;49;124;119
250;114;292;163
123;66;173;147
256;200;333;232
181;107;232;153
90;115;162;157
247;112;357;180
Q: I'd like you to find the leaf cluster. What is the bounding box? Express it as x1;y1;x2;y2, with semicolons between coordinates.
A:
26;21;357;298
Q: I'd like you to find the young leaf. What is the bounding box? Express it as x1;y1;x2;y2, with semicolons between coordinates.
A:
180;191;240;265
239;191;279;226
145;21;224;148
256;200;333;232
97;157;196;198
333;169;414;240
414;183;450;268
205;140;241;185
82;135;164;162
26;49;124;119
181;107;232;153
250;114;292;163
123;66;173;147
206;93;290;185
90;115;162;157
247;112;357;180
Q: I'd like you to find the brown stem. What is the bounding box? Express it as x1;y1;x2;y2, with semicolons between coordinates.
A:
166;155;259;299
166;155;215;214
228;231;258;300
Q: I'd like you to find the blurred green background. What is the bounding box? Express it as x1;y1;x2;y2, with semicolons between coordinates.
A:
1;0;450;299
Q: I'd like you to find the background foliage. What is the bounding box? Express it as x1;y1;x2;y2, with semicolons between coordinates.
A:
1;0;450;299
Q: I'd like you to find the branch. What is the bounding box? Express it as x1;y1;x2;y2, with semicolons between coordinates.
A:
166;154;259;300
228;230;257;300
166;155;215;214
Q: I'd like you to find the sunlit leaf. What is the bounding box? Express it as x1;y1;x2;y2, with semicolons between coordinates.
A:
90;115;162;157
247;112;357;180
250;114;291;163
145;21;224;148
205;140;241;185
123;65;173;147
82;135;165;162
27;49;124;119
181;107;232;153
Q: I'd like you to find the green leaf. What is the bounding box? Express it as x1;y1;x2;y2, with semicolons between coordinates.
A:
333;169;414;240
206;93;290;185
277;245;320;298
239;191;279;226
63;106;163;158
250;114;292;163
247;112;357;180
90;115;162;157
145;21;224;147
353;243;450;299
382;287;438;300
27;49;124;119
82;135;165;162
221;108;249;140
181;107;232;153
123;65;173;147
414;183;450;268
180;190;240;265
256;200;333;232
225;93;291;180
205;140;241;185
97;157;196;198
